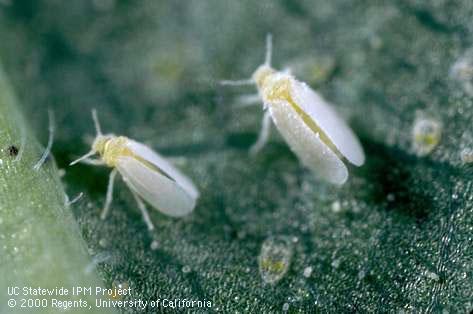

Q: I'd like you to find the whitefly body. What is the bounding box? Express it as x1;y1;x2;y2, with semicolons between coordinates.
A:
222;35;365;185
70;111;199;231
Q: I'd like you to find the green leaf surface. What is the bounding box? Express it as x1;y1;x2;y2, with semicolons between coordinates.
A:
1;1;472;313
0;63;116;313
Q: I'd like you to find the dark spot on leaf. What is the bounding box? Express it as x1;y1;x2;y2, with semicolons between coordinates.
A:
8;145;19;157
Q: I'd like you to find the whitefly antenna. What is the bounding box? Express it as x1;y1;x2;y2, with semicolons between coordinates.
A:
264;33;273;66
219;34;273;86
92;108;103;136
69;109;103;166
69;150;96;166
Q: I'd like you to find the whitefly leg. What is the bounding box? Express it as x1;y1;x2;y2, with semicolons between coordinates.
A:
101;168;118;220
250;110;272;155
128;187;155;231
235;94;261;109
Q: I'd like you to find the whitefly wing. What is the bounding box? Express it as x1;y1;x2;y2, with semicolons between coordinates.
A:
289;79;365;166
116;156;196;217
126;140;199;199
268;100;348;185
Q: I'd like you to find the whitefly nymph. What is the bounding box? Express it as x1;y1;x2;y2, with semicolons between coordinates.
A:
70;110;199;231
221;34;365;184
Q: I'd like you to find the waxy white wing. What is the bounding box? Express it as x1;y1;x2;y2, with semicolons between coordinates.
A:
290;79;365;166
116;156;196;217
268;100;348;185
126;140;199;199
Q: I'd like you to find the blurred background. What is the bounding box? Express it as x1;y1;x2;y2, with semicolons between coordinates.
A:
0;0;472;312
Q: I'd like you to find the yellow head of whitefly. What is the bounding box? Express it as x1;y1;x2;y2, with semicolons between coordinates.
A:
91;135;110;156
252;64;276;88
92;135;132;167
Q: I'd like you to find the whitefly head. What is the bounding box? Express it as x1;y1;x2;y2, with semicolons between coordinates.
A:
91;135;112;155
252;64;275;88
70;109;115;166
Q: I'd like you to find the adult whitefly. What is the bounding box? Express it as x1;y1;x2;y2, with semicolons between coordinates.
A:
69;109;199;231
221;34;365;185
